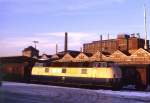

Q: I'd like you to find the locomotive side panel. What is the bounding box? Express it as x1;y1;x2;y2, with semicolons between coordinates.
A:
31;66;122;88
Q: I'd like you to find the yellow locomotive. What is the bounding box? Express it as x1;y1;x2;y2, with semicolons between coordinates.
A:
31;61;123;89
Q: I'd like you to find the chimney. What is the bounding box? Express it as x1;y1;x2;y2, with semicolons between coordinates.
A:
64;32;68;52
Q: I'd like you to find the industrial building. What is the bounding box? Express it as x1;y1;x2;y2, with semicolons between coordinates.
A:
83;33;150;54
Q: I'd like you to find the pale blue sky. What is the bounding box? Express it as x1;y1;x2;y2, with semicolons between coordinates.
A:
0;0;150;56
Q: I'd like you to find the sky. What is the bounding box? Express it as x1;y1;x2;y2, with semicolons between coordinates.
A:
0;0;150;57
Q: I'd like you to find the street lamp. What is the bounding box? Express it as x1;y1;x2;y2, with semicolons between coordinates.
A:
33;41;39;49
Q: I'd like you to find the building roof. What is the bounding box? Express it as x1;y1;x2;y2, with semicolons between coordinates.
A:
90;51;107;61
101;51;111;56
0;56;32;63
120;50;131;56
131;48;150;57
38;54;52;60
84;52;93;57
23;46;39;52
67;50;81;57
110;50;128;58
92;39;116;43
55;50;81;58
74;52;90;61
38;54;52;58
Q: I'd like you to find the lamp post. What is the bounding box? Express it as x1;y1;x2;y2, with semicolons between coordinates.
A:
33;41;39;49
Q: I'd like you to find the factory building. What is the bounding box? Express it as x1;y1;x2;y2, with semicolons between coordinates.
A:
83;33;149;54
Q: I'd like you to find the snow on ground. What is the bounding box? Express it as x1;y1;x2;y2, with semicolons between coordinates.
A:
0;82;150;103
2;82;150;97
96;90;150;98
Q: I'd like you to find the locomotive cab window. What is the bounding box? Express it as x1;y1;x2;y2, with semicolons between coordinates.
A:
101;62;107;67
45;68;49;73
93;62;114;68
62;68;66;73
81;69;87;74
107;63;114;67
93;62;107;67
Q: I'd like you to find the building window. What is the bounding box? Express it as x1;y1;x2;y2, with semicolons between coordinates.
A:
45;68;49;73
62;68;66;73
81;69;87;74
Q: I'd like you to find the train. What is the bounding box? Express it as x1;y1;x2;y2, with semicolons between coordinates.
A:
1;57;148;90
30;61;123;90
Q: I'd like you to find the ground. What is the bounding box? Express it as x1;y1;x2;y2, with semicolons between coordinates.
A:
0;82;150;103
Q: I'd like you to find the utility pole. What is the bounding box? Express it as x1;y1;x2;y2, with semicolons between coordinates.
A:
80;47;83;52
33;41;39;49
108;33;110;40
144;3;148;49
56;44;58;54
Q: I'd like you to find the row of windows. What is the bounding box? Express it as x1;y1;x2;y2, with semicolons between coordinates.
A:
44;68;87;74
35;62;115;68
50;62;114;68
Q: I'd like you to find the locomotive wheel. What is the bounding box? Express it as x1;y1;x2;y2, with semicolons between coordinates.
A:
111;79;123;90
112;84;123;90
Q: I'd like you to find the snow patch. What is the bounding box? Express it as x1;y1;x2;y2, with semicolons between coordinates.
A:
96;90;150;98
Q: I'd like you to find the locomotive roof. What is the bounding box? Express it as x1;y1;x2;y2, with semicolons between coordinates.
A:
51;61;115;64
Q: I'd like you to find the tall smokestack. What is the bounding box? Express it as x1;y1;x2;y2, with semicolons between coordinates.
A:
64;32;68;52
144;4;148;49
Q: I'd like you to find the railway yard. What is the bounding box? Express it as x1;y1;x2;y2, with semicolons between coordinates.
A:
1;0;150;102
0;82;150;103
1;33;150;102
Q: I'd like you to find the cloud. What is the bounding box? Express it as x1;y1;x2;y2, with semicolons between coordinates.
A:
36;32;103;50
65;0;126;11
1;31;139;57
1;0;127;15
0;32;100;56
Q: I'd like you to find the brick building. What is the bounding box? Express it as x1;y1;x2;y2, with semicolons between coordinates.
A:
22;46;39;58
83;33;149;54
